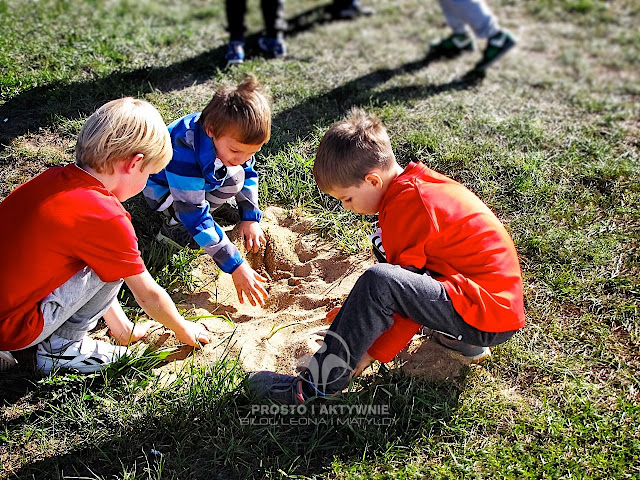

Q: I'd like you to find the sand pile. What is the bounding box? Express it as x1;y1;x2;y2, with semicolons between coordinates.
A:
129;207;472;382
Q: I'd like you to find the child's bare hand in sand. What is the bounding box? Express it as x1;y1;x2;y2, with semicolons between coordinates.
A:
104;301;161;346
109;319;161;346
174;320;210;349
232;262;268;306
237;220;266;254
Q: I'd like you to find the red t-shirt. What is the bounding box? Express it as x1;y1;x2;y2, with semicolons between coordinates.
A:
367;162;525;362
0;164;146;350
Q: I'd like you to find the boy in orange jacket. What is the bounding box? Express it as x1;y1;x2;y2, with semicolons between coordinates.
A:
249;108;524;403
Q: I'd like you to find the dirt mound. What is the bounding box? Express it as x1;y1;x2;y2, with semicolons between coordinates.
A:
122;207;470;382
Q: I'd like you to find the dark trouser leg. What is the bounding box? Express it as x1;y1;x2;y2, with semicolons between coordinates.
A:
226;0;247;41
261;0;285;38
305;263;514;395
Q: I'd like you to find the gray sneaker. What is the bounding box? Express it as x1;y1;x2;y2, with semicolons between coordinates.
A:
432;332;491;363
0;351;18;372
247;371;307;404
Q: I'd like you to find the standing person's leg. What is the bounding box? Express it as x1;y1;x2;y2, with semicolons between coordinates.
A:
27;267;129;373
439;0;499;39
226;0;247;64
226;0;247;41
258;0;287;58
430;0;479;58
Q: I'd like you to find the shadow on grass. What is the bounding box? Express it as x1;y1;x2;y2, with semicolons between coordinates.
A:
0;1;484;151
4;370;467;479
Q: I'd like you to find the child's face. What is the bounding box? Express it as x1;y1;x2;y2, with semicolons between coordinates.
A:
211;132;265;167
326;176;385;215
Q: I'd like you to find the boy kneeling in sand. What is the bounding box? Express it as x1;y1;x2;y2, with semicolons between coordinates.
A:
0;98;209;374
248;108;525;403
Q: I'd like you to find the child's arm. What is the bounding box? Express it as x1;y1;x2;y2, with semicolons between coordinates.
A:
103;300;159;346
235;158;265;253
124;270;210;347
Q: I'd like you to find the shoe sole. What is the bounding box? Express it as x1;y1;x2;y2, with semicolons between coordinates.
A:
0;351;18;372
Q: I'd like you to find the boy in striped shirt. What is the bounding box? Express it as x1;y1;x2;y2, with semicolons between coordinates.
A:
144;75;270;307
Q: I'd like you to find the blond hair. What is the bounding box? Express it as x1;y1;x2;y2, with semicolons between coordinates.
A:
313;108;395;191
200;74;271;145
76;97;172;173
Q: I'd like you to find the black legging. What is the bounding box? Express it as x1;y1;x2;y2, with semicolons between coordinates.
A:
226;0;285;41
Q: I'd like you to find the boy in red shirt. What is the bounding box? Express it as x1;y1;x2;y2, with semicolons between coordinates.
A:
0;98;210;374
248;108;525;403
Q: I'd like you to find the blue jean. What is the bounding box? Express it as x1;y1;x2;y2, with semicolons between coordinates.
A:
23;267;122;348
438;0;500;38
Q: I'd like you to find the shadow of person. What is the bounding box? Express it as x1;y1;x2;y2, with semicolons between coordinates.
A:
5;368;466;479
264;57;485;154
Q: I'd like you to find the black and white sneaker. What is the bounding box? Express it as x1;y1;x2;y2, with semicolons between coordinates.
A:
37;336;129;374
156;219;197;250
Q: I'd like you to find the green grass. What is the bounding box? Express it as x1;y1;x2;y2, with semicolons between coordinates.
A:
1;0;640;478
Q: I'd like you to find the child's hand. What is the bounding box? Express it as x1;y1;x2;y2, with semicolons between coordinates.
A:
351;352;374;378
237;221;266;254
109;319;161;346
231;262;268;306
174;320;210;348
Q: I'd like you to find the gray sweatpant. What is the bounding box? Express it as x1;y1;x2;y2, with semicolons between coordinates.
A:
307;263;515;394
438;0;500;38
22;267;122;349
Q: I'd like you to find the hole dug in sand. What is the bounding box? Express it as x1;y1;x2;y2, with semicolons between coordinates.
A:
131;207;474;383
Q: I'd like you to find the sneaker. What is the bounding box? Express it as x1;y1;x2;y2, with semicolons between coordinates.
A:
247;371;307;404
474;30;515;72
226;41;245;65
257;36;287;58
212;201;241;226
37;336;129;374
428;32;476;59
156;219;197;249
332;1;375;19
432;332;491;364
0;351;18;372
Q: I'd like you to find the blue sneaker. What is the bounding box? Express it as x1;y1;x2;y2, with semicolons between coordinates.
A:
258;36;287;58
226;41;245;65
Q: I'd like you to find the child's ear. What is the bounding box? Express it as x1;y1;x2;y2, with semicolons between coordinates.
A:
364;172;384;189
124;153;145;172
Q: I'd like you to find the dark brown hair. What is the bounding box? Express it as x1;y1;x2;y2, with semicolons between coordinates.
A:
200;74;271;145
313;108;395;191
